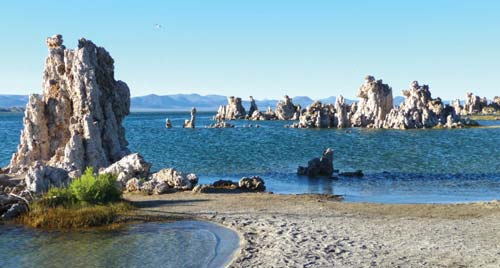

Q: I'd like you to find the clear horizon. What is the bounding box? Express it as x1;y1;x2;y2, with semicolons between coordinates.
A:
0;1;498;100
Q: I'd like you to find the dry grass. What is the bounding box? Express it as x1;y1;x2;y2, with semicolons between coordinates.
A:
18;202;134;229
469;115;500;121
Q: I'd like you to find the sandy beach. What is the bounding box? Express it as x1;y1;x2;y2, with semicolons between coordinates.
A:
126;192;500;268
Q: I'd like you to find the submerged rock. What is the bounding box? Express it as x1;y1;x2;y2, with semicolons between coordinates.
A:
297;148;334;177
208;120;235;128
183;107;196;128
7;34;132;176
214;96;246;120
339;170;364;178
1;203;28;221
165;118;172;128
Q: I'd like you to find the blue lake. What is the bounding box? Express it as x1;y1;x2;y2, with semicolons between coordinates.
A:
1;112;500;203
0;220;240;268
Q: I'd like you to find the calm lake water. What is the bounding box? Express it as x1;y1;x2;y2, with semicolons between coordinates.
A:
1;111;500;203
0;221;240;268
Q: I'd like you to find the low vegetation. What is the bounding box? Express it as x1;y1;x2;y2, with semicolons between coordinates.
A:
468;115;500;121
18;168;134;229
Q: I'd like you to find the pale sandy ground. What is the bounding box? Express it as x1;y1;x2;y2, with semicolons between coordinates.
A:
125;192;500;268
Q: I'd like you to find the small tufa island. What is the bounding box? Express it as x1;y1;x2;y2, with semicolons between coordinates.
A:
212;76;499;129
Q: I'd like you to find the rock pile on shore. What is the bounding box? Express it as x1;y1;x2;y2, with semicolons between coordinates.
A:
192;176;266;193
125;168;199;194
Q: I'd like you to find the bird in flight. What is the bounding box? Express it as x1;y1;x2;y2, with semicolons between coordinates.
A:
154;24;163;29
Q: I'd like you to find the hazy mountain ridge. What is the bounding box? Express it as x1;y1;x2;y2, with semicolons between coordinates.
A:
0;95;29;108
0;93;451;112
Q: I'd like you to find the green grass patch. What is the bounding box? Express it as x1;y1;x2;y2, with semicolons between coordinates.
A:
19;202;133;229
19;167;134;229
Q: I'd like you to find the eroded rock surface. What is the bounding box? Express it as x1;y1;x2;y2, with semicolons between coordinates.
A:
464;93;488;114
8;34;132;176
247;96;259;119
239;176;266;192
384;81;461;129
214;96;246;120
183;107;196;128
150;168;199;190
351;76;393;128
99;153;151;187
275;95;301;120
24;164;70;193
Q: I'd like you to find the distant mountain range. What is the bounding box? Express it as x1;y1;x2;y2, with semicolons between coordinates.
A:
0;95;29;108
130;94;358;111
0;93;438;112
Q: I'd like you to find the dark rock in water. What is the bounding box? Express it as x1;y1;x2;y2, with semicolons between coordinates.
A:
247;96;258;119
212;180;239;189
339;170;364;178
192;176;266;193
239;176;266;192
1;203;28;221
298;148;334;177
165;118;172;128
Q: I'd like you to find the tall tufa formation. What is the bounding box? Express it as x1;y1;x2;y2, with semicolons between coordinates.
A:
464;93;488;114
214;96;246;120
275;95;301;120
351;76;393;128
183;107;196;128
7;35;131;176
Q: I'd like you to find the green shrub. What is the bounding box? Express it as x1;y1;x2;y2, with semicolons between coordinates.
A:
69;167;122;204
40;187;77;208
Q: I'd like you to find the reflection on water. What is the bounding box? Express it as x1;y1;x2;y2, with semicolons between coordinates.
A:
1;112;500;203
0;221;239;268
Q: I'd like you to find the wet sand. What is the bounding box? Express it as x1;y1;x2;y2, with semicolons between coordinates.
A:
125;192;500;268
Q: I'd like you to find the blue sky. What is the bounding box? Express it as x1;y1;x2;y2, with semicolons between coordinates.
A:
0;0;498;100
